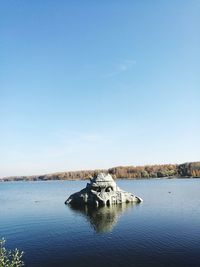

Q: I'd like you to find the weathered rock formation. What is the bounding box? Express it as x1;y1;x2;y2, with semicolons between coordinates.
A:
65;173;143;207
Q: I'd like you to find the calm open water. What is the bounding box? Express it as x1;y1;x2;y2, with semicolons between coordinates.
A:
0;179;200;267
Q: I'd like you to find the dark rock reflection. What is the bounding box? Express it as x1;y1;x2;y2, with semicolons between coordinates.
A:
68;203;137;233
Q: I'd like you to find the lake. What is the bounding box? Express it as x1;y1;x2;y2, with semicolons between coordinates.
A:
0;179;200;267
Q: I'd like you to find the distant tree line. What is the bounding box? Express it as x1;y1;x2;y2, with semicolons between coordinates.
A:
108;164;178;179
1;162;200;182
178;162;200;177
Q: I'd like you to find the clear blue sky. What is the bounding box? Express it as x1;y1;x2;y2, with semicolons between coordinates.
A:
0;0;199;177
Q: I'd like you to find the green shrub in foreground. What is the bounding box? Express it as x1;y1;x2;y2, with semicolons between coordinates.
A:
0;238;24;267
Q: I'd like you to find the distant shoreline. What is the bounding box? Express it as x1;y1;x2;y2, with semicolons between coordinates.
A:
1;161;200;182
1;176;200;183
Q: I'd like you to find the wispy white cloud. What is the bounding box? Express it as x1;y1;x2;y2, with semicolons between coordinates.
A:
81;59;136;79
0;130;115;177
104;59;136;78
54;131;105;147
118;59;136;71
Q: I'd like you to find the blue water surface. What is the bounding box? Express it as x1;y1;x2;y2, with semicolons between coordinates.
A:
0;179;200;267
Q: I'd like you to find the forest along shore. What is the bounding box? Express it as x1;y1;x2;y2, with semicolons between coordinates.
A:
1;162;200;182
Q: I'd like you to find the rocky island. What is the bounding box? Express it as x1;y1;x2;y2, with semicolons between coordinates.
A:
65;173;143;207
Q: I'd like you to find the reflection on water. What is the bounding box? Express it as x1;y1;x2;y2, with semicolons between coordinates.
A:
1;179;200;267
69;203;137;233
